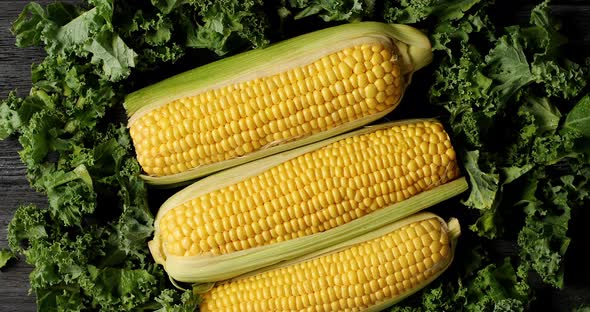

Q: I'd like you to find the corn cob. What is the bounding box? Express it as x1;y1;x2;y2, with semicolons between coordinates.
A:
149;119;467;283
199;212;460;312
125;22;432;185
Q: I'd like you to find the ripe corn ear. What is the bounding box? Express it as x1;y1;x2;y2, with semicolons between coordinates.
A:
149;119;467;283
199;212;460;312
125;22;433;185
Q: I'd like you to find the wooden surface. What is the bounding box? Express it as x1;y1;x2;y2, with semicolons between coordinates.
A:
1;1;589;312
1;2;52;311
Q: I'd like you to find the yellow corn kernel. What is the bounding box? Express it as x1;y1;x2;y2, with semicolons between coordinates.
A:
157;120;459;257
129;43;403;177
200;215;457;312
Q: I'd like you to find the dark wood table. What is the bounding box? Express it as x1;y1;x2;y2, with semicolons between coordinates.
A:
1;1;589;311
1;2;54;310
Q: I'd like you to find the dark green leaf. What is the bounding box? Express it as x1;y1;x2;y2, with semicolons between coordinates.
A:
11;3;49;47
462;150;499;210
521;97;561;134
85;32;137;81
563;93;590;138
0;249;15;269
0;94;22;139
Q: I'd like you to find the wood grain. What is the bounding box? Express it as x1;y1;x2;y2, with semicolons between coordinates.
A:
0;1;589;311
0;1;51;311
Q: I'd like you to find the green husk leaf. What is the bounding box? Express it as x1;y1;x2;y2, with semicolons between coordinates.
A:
124;22;430;118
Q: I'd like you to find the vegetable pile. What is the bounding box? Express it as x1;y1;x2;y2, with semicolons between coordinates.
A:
1;0;589;311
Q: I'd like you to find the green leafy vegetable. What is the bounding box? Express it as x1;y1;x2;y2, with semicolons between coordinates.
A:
515;169;572;288
1;0;212;308
287;0;368;21
384;0;481;24
392;258;530;311
183;0;270;55
388;0;589;310
564;94;590;137
0;92;24;139
574;306;590;312
430;0;588;211
462;150;499;210
0;249;15;269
